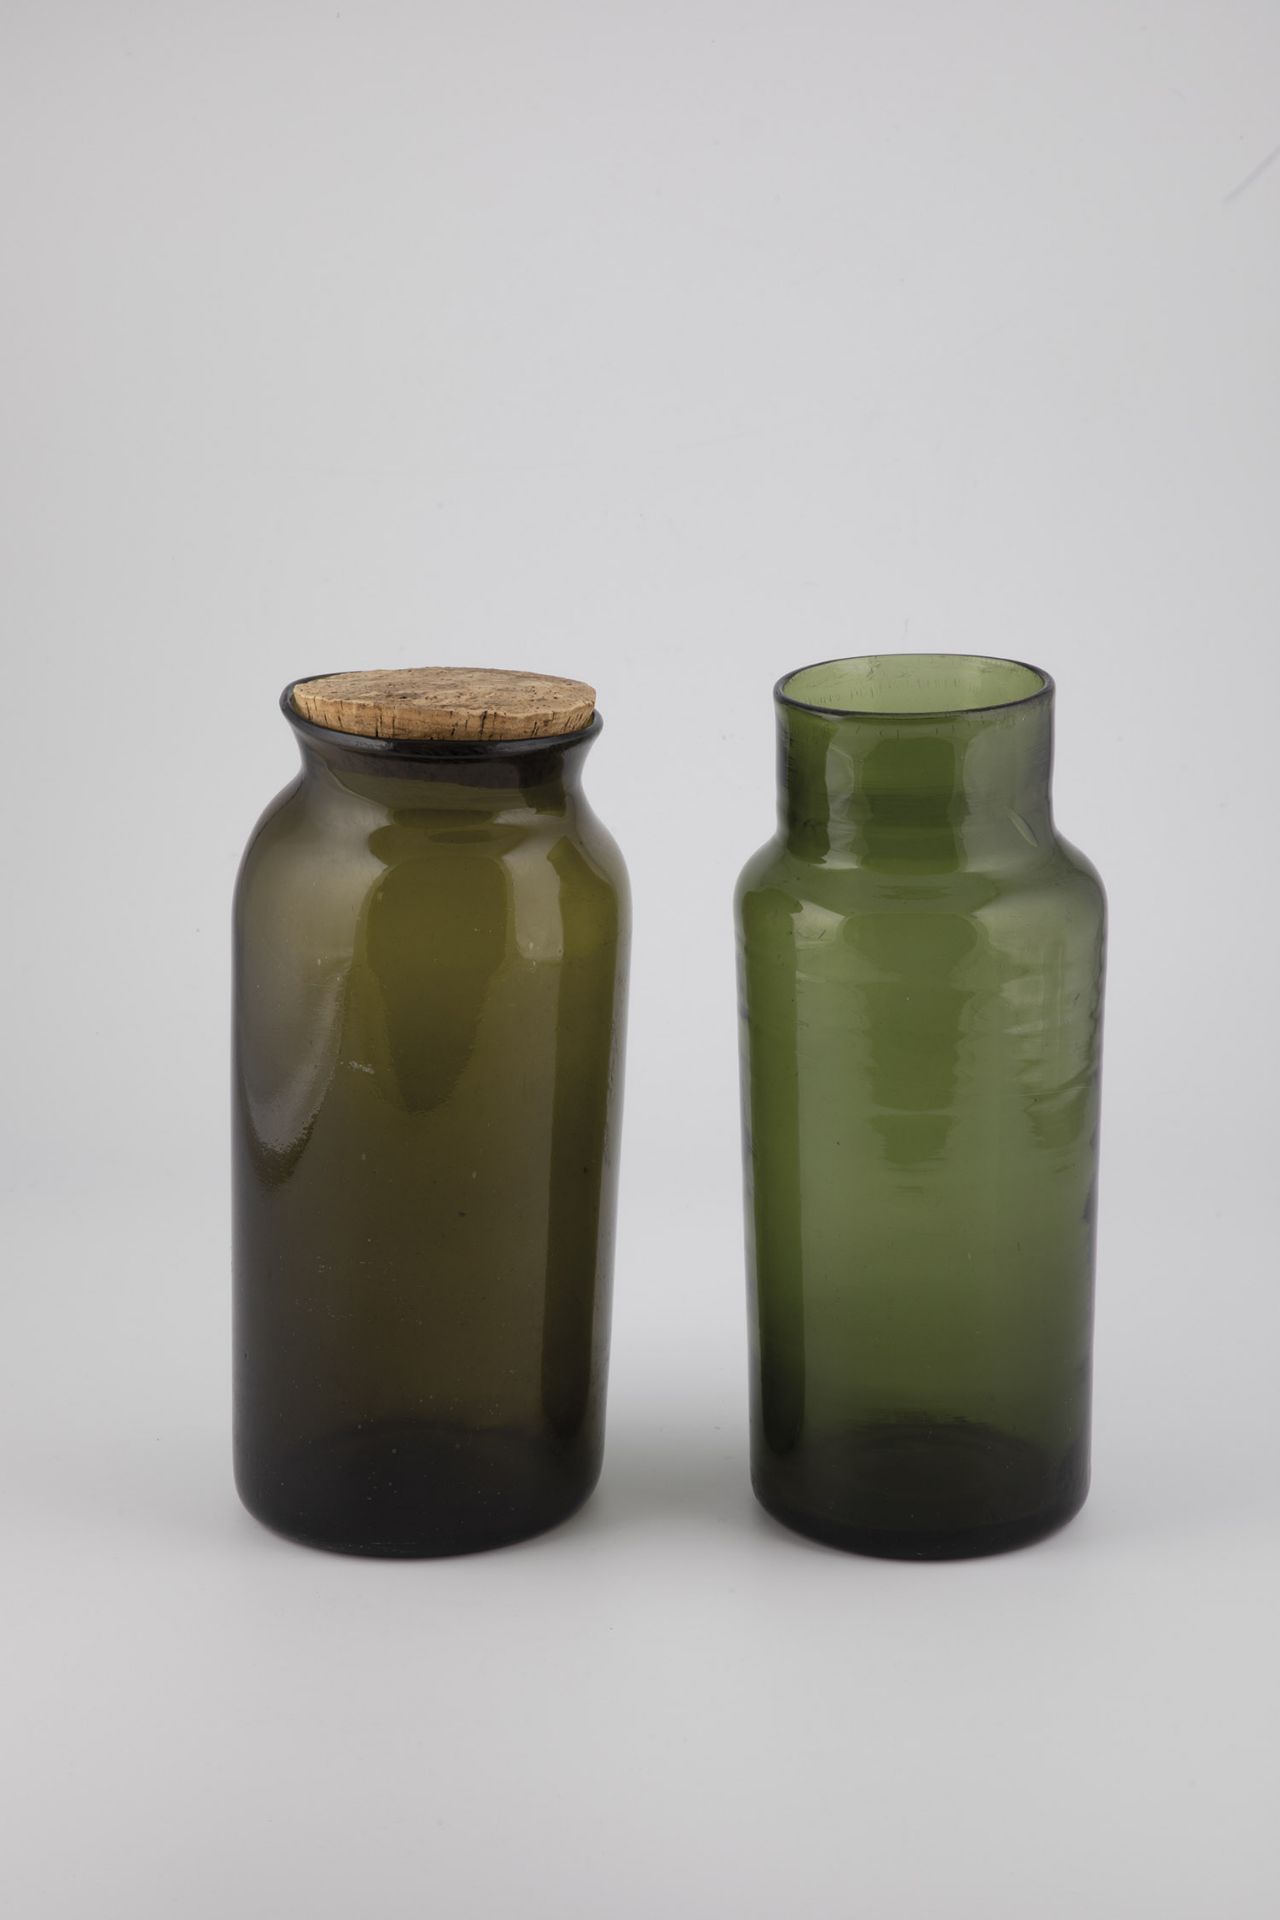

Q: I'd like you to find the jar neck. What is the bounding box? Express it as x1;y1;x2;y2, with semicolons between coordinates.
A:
777;694;1055;866
287;707;600;818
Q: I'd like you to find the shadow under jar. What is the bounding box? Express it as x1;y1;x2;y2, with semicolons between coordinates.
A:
736;655;1105;1559
233;668;629;1556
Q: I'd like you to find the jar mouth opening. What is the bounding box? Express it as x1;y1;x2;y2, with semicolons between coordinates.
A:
281;682;602;760
777;654;1052;719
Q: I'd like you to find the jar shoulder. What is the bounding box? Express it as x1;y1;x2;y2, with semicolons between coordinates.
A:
1051;832;1107;918
235;782;628;947
234;776;307;904
566;801;630;908
736;833;1105;936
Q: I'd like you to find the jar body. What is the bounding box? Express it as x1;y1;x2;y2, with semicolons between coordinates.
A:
737;658;1105;1558
233;709;628;1555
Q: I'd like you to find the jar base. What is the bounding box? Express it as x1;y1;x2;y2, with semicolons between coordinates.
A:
235;1419;598;1558
752;1417;1087;1560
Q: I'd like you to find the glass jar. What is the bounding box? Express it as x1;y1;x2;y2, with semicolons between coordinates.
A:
233;671;629;1555
736;655;1105;1558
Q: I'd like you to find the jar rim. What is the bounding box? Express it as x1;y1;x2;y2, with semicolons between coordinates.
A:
776;653;1054;720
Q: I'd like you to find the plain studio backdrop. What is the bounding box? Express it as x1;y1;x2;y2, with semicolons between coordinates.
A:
2;4;1277;1915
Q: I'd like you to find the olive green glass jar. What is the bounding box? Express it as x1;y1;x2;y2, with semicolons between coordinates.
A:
233;669;629;1556
736;655;1105;1559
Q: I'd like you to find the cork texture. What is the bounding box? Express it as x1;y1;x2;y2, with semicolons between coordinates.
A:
291;667;597;742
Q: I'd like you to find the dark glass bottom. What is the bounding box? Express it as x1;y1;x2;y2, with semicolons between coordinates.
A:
753;1417;1087;1560
235;1420;597;1558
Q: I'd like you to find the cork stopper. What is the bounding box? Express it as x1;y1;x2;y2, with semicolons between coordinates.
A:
290;667;597;743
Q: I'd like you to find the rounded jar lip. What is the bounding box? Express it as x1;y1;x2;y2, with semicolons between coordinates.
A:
775;652;1054;720
281;679;602;760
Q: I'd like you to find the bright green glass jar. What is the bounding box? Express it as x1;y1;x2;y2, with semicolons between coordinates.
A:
736;655;1105;1558
233;673;629;1556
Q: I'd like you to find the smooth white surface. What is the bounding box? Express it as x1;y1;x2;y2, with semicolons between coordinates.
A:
2;5;1278;1915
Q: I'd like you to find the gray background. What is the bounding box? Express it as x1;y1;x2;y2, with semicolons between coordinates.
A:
3;4;1278;1914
